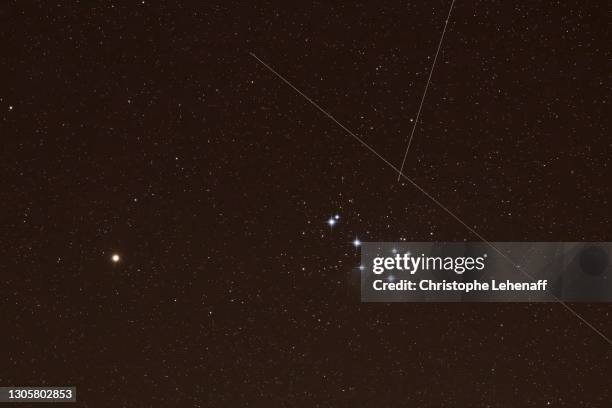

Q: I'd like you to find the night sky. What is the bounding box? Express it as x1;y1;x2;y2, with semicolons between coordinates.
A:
2;1;611;406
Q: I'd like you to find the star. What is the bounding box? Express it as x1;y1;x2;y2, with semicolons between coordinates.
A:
327;216;337;227
353;238;361;247
111;253;121;263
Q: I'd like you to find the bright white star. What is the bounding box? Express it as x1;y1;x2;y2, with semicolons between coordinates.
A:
353;238;361;247
327;217;336;227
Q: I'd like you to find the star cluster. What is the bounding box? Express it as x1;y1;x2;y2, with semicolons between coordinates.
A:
1;1;610;406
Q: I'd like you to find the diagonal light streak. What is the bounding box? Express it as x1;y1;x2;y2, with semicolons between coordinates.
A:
397;0;457;180
250;52;612;346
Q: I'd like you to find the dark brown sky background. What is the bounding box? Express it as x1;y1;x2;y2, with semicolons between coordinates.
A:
1;1;611;406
